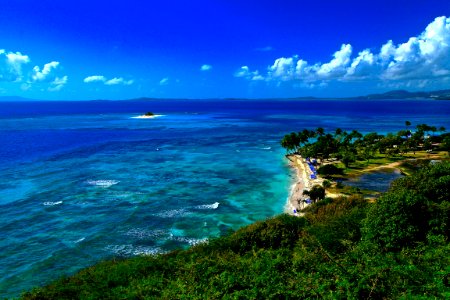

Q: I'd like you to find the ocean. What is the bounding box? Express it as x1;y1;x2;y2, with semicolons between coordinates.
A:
1;99;449;297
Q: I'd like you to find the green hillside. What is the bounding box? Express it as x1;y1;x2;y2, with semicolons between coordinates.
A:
22;162;449;299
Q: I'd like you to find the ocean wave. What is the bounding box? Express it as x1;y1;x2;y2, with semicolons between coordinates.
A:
125;228;168;239
153;208;191;218
74;237;85;243
195;202;220;210
261;146;272;150
105;244;162;256
169;235;208;246
86;180;120;187
43;201;63;206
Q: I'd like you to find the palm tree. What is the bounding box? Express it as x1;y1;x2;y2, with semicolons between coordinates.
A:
431;126;437;137
316;127;325;137
405;120;411;131
281;132;300;154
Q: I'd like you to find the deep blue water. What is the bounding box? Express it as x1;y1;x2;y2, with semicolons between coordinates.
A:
1;99;449;297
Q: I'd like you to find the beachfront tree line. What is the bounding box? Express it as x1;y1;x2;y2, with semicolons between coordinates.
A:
281;122;449;168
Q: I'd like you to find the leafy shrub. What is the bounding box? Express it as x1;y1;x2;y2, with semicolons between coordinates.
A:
317;164;344;176
220;214;307;254
364;161;450;251
363;190;427;250
322;179;331;188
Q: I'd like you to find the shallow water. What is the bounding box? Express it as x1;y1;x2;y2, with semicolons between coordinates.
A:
0;99;449;297
344;169;404;192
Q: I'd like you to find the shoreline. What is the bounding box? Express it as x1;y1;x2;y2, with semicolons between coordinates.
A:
284;152;448;215
285;154;323;215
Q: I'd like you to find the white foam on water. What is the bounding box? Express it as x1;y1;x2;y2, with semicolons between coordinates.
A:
153;208;191;218
43;201;63;206
86;180;120;187
105;244;162;256
195;202;220;210
74;237;85;243
261;146;272;150
125;228;168;239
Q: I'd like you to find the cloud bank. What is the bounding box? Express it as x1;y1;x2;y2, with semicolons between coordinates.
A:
236;16;450;88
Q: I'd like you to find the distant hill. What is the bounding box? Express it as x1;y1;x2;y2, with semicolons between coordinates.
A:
1;89;450;101
0;96;37;102
354;89;450;100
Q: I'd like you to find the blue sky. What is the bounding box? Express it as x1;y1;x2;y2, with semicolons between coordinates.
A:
0;0;449;100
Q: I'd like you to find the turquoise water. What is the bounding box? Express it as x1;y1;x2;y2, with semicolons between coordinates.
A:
1;99;449;297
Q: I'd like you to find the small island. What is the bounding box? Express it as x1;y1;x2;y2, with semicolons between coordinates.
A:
131;112;164;119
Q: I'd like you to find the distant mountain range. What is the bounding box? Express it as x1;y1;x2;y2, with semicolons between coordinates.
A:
353;89;450;100
1;89;450;101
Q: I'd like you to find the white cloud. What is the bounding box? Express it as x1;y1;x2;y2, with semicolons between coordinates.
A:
0;48;68;90
381;16;450;80
252;74;265;81
32;61;60;81
0;50;31;81
84;75;133;85
345;49;377;79
237;16;450;88
84;75;106;83
234;66;251;78
234;66;264;81
105;77;133;85
48;75;68;91
269;57;296;80
200;64;212;71
316;44;352;79
159;77;169;85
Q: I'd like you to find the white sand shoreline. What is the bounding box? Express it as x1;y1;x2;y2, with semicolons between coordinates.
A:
285;154;323;215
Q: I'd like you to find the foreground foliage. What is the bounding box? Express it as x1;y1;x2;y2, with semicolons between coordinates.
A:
23;162;450;299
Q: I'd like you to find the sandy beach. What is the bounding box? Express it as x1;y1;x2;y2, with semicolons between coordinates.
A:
285;154;323;215
131;114;164;119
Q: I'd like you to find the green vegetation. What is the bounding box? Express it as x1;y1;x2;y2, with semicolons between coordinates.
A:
23;162;450;299
303;184;326;203
317;164;344;176
281;123;447;164
281;123;449;183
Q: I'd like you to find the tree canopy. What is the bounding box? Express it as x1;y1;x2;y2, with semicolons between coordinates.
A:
281;123;447;167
